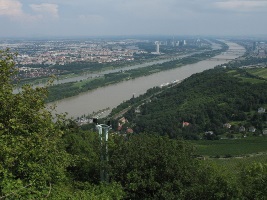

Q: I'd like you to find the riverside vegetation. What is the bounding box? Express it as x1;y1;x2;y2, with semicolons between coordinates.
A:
1;49;267;199
46;44;227;102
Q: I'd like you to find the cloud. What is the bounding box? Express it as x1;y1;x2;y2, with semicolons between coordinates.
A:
30;3;59;18
0;0;25;18
0;1;59;22
214;0;267;12
1;0;267;37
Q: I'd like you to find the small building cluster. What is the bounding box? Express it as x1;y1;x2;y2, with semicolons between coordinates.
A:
252;41;267;58
117;117;133;134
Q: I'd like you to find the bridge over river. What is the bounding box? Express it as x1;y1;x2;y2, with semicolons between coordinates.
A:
206;58;235;61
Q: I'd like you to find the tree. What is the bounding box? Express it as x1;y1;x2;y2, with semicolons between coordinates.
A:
239;162;267;199
63;129;100;183
0;49;70;199
109;134;237;199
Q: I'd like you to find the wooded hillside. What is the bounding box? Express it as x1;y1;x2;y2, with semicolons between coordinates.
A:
121;68;267;139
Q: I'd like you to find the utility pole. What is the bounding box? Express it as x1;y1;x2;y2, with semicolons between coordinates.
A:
93;118;111;183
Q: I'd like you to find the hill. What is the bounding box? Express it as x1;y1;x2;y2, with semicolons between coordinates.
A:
114;67;267;139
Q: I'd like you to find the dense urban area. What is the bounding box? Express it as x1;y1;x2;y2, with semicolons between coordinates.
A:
2;38;211;79
1;37;266;80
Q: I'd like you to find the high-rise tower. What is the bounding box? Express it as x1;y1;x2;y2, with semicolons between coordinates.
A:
155;41;160;54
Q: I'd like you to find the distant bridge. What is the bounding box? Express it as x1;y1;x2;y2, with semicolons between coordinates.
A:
226;49;245;52
206;58;235;61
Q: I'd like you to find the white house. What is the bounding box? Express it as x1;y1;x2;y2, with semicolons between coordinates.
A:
258;107;266;114
249;126;256;133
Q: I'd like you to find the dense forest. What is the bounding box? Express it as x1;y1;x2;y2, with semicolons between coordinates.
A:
114;67;267;139
1;50;267;199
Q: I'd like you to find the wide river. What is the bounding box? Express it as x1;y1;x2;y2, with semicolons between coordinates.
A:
51;42;245;118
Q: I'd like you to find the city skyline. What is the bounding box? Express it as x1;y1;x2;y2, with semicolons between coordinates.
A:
0;0;267;38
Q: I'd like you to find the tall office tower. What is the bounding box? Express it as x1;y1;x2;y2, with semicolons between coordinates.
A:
156;42;160;54
183;40;186;46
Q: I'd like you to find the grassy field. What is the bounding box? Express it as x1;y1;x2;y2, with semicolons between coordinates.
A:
227;67;267;83
210;154;267;167
191;137;267;157
239;77;265;84
192;137;267;176
202;154;267;177
246;67;267;79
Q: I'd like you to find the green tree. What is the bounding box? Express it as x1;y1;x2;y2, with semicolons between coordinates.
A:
109;134;237;199
239;162;267;199
63;128;100;183
0;49;125;199
0;49;70;199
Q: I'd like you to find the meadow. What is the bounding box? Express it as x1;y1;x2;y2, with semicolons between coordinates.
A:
191;137;267;157
246;67;267;79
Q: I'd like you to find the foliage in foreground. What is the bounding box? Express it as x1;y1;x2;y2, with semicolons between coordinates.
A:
0;50;69;199
109;134;238;199
0;49;124;199
239;162;267;199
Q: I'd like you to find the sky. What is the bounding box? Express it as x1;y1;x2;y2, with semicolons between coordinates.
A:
0;0;267;38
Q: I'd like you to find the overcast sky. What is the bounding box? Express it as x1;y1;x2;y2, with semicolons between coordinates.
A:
0;0;267;38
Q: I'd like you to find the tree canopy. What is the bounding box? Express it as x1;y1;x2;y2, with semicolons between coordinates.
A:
0;49;124;199
0;50;70;198
109;134;238;199
119;68;267;139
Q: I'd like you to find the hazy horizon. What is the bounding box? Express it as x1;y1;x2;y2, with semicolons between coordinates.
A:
0;0;267;38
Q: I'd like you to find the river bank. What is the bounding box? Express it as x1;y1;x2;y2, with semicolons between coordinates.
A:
47;46;227;102
50;41;245;118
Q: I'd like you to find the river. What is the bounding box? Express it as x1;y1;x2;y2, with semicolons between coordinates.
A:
15;41;220;93
51;42;245;118
17;41;220;89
